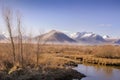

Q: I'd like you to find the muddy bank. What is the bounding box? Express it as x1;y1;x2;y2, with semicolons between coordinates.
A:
0;66;85;80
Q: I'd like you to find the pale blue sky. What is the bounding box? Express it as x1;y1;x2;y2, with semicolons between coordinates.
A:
0;0;120;37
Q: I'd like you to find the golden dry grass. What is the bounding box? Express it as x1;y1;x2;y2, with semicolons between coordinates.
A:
0;43;120;71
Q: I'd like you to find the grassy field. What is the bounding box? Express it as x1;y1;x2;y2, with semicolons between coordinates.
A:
0;43;120;69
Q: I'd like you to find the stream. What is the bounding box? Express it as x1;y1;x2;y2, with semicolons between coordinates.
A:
73;64;120;80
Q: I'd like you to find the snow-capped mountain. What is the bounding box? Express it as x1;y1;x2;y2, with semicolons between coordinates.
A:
71;32;105;44
103;35;110;39
71;32;90;39
35;30;76;43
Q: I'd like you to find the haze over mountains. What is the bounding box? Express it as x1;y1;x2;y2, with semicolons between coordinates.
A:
0;30;120;45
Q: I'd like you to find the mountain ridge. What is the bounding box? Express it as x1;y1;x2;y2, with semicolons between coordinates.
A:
0;30;120;45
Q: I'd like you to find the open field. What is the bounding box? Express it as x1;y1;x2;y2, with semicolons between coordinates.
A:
0;43;120;68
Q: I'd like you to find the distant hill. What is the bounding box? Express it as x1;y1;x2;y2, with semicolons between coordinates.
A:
35;30;76;44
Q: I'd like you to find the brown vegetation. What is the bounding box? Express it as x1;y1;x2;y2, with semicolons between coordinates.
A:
94;45;120;59
0;44;120;70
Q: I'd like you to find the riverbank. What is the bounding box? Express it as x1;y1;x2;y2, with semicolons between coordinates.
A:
59;54;120;66
0;64;85;80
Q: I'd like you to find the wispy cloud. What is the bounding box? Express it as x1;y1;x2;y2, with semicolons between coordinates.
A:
98;24;112;27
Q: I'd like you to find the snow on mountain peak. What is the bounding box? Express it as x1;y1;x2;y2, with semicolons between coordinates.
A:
70;32;79;38
81;33;93;38
70;32;94;38
103;35;110;39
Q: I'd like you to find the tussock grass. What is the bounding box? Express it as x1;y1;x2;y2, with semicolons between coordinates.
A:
93;45;120;59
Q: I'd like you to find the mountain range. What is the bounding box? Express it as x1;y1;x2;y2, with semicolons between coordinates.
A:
71;32;105;44
0;30;120;45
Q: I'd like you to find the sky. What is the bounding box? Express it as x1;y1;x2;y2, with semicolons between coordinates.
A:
0;0;120;37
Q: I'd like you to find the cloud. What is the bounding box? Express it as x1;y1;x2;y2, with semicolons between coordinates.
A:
98;24;112;27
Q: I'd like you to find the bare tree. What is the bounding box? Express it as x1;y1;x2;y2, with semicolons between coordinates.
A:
36;32;41;66
3;8;16;63
17;12;23;67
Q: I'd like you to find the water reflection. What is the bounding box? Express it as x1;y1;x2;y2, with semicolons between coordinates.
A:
73;64;120;80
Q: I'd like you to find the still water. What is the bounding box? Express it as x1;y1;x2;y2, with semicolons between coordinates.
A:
73;64;120;80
